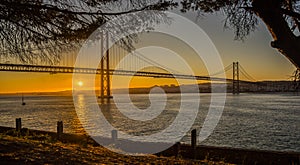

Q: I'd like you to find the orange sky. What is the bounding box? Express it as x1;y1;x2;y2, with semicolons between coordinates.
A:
0;13;297;94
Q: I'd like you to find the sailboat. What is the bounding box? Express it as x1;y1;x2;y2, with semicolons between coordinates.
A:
21;94;26;106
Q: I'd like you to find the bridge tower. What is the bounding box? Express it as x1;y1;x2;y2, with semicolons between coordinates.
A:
232;62;240;94
99;32;112;99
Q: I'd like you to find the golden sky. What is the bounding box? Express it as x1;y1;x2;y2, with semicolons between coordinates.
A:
0;13;296;93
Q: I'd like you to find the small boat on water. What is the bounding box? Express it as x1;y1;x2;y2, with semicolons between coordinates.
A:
22;94;26;106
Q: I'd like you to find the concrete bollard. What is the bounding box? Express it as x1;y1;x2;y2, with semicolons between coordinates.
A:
57;121;63;140
111;130;118;142
16;118;22;132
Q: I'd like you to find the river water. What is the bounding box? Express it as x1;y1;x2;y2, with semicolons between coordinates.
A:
0;93;299;152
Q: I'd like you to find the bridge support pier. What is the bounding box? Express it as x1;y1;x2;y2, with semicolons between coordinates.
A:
232;62;240;94
99;32;113;100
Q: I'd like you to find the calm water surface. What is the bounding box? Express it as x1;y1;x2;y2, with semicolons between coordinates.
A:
0;93;299;152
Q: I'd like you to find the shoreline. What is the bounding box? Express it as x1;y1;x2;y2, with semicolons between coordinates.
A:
0;126;299;164
0;91;298;96
0;126;227;164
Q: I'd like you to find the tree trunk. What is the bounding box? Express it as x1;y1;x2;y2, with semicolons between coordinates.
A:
252;0;300;69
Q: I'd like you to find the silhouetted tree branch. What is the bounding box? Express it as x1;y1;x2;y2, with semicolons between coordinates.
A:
0;0;177;64
2;0;300;69
180;0;300;69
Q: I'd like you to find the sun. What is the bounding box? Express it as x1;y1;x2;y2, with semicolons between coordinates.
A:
78;81;83;87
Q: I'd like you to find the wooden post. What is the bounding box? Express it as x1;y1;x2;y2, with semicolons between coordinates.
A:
111;130;117;142
175;142;181;158
191;129;197;159
57;121;63;140
191;129;197;148
16;118;21;132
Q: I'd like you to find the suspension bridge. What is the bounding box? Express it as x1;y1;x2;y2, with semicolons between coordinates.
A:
0;35;258;98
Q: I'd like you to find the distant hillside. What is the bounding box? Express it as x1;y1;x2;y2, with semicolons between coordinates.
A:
1;80;297;95
0;90;73;96
113;81;297;94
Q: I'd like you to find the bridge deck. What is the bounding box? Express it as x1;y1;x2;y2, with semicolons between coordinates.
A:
0;63;255;83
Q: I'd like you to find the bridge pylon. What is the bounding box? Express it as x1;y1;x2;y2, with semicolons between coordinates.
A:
232;62;240;94
99;32;113;100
